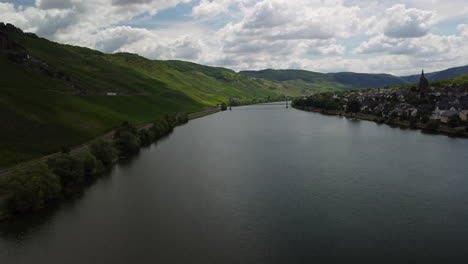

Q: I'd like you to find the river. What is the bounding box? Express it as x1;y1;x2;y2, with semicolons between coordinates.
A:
2;103;468;263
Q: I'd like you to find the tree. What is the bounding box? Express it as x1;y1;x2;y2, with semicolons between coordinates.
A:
151;119;171;139
5;163;61;213
114;121;137;138
220;102;227;111
90;139;116;168
138;129;154;147
47;154;85;193
424;120;440;131
77;152;104;180
114;131;141;157
448;115;460;128
346;100;361;114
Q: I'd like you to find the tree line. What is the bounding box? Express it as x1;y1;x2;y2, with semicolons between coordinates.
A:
0;113;188;217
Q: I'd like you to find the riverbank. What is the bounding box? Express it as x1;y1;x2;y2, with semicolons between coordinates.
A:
293;106;468;138
0;108;221;221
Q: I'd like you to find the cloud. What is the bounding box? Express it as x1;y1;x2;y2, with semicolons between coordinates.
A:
192;0;235;18
355;32;467;57
382;4;434;38
35;0;73;10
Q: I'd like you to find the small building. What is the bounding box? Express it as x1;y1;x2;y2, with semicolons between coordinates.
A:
459;110;468;122
440;110;459;123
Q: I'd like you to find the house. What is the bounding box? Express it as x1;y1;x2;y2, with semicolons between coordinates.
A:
440;110;459;123
459;110;468;122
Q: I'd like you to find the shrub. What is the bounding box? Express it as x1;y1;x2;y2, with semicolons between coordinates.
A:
76;152;105;180
138;129;154;147
409;118;418;129
447;115;461;128
175;113;188;125
453;127;466;137
346;100;361;114
114;121;138;138
90;139;116;168
4;163;61;213
47;154;85;193
114;131;141;157
164;114;177;127
151;119;172;139
424;120;440;131
420;115;430;123
220;103;227;111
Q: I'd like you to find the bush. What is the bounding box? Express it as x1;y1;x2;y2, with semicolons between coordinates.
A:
220;103;227;111
453;127;466;137
76;152;105;180
346;100;361;114
90;139;116;168
424;120;440;131
138;129;154;147
114;121;138;138
47;154;85;193
4;163;61;213
409;118;418;129
164;114;177;127
175;113;188;125
114;131;141;157
447;115;461;128
420;115;430;123
151;119;172;139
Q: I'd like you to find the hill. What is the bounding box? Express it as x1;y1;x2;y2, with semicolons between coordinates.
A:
240;66;468;89
401;65;468;83
327;72;409;88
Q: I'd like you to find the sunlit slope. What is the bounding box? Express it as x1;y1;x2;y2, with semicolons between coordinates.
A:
0;57;201;167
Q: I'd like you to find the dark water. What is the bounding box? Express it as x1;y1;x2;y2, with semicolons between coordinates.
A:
2;103;468;264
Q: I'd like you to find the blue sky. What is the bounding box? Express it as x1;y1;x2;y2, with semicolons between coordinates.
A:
1;0;468;75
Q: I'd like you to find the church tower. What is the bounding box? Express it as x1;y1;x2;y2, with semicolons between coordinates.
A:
418;69;429;97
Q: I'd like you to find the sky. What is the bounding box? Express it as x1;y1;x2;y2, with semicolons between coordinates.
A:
1;0;468;75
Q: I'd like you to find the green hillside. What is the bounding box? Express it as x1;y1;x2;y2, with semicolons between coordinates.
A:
0;23;313;168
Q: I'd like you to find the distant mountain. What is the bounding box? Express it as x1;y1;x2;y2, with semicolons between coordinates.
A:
240;69;331;83
240;69;410;89
401;65;468;83
327;72;409;88
241;65;468;89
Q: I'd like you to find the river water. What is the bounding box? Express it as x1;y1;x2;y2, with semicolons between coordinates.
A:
2;103;468;263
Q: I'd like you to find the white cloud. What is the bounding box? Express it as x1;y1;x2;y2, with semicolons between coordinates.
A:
192;0;235;18
382;4;434;38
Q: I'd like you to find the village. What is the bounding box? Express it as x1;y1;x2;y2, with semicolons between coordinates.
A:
294;71;468;128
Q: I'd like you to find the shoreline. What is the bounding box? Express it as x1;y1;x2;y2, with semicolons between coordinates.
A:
0;107;221;220
293;106;468;138
0;106;220;177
